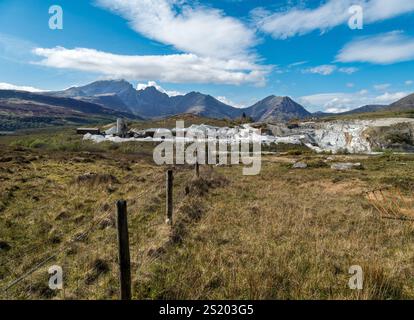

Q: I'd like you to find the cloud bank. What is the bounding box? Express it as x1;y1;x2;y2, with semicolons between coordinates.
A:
33;47;270;85
302;65;359;76
136;80;183;96
0;82;45;92
96;0;257;61
255;0;414;39
336;31;414;64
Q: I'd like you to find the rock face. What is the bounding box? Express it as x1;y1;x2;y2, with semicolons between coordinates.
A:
266;118;414;154
313;119;414;153
310;122;372;153
85;117;414;155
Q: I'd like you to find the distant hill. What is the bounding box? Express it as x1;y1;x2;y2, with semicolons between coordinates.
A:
386;93;414;111
243;96;311;122
0;90;140;131
170;92;241;119
341;104;387;115
313;98;414;121
313;93;414;120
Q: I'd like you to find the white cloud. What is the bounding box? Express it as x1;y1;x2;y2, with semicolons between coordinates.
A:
405;80;413;85
364;0;414;22
216;96;245;108
336;31;414;64
374;91;408;103
346;82;355;88
303;65;337;75
254;1;350;39
96;0;257;61
338;67;359;74
325;106;352;113
33;47;270;86
30;1;271;87
136;80;183;96
255;0;414;39
299;89;408;112
288;61;308;68
373;83;391;91
0;82;45;92
302;65;358;76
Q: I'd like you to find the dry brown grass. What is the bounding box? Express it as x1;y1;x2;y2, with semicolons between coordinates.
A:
1;139;414;300
136;156;414;300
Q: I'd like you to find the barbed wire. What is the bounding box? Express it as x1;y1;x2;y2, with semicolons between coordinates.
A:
2;210;112;293
2;166;203;298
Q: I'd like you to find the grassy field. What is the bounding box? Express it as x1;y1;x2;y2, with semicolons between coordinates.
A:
1;127;414;300
317;109;414;122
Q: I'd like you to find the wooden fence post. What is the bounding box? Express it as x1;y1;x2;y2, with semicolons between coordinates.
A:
116;200;131;300
166;170;173;225
195;148;200;177
195;161;200;178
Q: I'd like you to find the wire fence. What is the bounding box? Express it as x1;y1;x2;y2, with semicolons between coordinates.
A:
0;165;197;300
0;210;118;300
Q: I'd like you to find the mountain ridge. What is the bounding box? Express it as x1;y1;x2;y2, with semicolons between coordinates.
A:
2;79;414;127
50;80;312;122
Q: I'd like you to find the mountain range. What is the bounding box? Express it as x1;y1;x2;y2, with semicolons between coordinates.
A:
47;79;312;121
48;79;414;120
49;80;243;119
1;79;414;131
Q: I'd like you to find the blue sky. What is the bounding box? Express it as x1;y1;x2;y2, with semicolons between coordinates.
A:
1;0;414;112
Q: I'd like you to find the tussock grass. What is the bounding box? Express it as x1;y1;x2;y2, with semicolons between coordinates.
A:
1;131;414;299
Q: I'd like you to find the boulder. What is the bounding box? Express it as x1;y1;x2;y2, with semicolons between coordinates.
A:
292;162;308;169
331;162;362;170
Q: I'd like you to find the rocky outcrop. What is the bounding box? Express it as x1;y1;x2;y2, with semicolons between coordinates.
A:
84;117;414;155
266;118;414;154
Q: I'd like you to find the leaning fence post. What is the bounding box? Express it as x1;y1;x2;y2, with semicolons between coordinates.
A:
116;200;131;300
166;170;173;225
